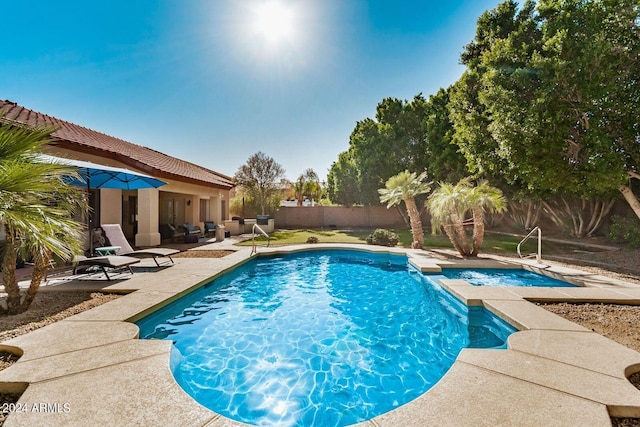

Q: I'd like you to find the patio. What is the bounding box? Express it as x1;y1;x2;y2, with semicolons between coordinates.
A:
1;243;640;426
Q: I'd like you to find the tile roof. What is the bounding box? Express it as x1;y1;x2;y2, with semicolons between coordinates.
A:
0;100;234;189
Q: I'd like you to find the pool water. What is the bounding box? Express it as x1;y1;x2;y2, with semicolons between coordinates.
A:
137;250;516;426
429;268;577;287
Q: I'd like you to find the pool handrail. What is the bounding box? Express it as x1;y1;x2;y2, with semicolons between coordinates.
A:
517;226;542;263
251;223;270;255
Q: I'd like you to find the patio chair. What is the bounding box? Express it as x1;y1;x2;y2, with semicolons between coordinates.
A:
159;224;182;242
73;255;140;280
204;221;217;237
180;223;202;243
100;224;180;267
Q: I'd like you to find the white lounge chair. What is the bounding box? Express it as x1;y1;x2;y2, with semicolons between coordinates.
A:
100;224;180;267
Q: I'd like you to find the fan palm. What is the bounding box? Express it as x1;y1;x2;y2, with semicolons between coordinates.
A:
379;171;431;249
294;169;320;206
0;122;86;314
428;178;506;257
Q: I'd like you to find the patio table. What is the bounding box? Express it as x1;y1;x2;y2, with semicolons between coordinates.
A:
94;246;121;256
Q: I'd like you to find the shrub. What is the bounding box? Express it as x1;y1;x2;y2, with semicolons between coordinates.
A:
306;236;319;244
608;215;640;247
366;229;399;247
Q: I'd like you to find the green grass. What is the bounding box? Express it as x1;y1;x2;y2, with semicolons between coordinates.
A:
236;228;584;256
236;229;370;245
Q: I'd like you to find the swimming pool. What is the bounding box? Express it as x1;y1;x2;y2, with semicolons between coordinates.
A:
426;268;577;287
137;250;516;426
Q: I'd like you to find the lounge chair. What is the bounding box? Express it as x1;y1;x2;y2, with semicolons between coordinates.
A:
100;224;180;267
73;255;140;280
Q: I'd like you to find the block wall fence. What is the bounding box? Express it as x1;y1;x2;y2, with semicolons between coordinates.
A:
274;206;415;229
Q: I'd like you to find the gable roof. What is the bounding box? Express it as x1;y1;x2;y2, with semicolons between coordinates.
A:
0;100;234;189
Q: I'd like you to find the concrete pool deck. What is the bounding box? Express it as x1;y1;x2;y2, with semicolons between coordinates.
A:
1;243;640;426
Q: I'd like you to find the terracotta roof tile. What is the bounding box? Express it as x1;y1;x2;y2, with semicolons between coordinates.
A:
0;100;234;189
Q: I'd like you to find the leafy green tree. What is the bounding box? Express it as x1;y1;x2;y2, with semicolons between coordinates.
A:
428;179;506;257
326;152;361;206
234;152;286;215
329;93;467;205
379;171;432;249
0;122;86;314
451;0;640;226
450;0;532;183
423;88;468;184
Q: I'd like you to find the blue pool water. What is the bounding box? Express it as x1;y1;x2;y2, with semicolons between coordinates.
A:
137;250;516;426
428;268;577;287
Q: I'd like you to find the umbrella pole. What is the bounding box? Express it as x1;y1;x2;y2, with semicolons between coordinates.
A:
87;177;92;256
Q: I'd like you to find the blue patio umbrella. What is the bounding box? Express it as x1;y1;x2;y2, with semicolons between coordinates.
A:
39;154;167;253
39;154;166;190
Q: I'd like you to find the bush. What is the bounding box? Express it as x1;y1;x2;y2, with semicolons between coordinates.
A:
366;229;399;247
608;215;640;247
306;236;319;244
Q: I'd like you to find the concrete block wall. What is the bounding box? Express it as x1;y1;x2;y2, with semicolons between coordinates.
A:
274;206;409;229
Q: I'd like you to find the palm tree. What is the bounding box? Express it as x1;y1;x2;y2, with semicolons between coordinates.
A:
426;180;472;255
428;178;506;257
467;180;507;255
294;169;320;206
379;171;431;249
0;121;86;314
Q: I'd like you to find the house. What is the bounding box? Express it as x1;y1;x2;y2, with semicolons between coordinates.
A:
0;100;234;247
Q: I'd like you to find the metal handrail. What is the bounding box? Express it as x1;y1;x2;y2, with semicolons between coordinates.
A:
517;226;542;263
251;223;270;255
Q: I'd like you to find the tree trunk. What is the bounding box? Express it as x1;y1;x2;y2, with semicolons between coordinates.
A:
395;205;410;227
21;253;50;312
450;212;471;256
620;184;640;220
584;199;615;237
1;233;21;315
525;201;542;230
470;207;485;257
442;225;466;255
507;200;541;230
404;197;424;249
541;201;566;232
544;197;615;237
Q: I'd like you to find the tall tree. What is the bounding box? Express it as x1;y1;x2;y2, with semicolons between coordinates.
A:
0;122;86;314
423;88;468;184
234;152;286;215
326;152;361;206
329;93;467;205
379;171;432;249
450;0;531;183
451;0;640;225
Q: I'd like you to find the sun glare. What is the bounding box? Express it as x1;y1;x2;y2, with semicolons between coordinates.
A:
253;1;295;45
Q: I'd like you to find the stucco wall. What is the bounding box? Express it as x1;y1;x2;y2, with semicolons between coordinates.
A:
274;206;408;229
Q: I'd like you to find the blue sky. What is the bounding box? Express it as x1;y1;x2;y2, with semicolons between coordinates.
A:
2;0;502;181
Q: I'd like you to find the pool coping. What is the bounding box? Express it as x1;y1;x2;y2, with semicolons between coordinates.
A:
1;243;639;426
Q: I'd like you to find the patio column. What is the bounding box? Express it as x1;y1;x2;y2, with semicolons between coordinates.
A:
192;195;202;227
135;188;161;247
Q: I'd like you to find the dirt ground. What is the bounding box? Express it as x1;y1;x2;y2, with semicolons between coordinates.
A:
0;246;639;425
